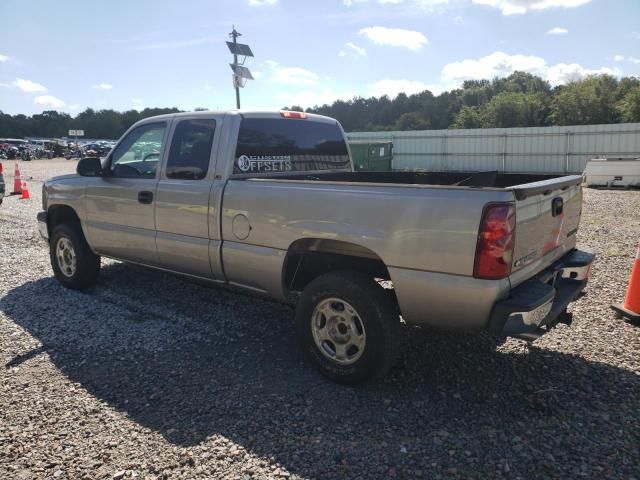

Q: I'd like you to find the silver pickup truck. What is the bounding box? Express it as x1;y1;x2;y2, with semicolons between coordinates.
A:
38;110;594;384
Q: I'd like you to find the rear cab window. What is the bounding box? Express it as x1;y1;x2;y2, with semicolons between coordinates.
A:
233;117;350;175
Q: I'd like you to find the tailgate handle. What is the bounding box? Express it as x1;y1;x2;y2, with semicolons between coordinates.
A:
551;197;563;217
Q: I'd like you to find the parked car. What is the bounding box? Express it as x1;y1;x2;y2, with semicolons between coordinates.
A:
38;111;595;384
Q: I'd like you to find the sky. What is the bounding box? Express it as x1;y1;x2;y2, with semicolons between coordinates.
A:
1;0;639;116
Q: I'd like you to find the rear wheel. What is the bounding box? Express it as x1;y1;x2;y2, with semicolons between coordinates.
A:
50;224;100;289
295;271;401;385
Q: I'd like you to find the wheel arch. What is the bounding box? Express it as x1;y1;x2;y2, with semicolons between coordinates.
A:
46;204;93;250
282;238;399;309
48;204;82;231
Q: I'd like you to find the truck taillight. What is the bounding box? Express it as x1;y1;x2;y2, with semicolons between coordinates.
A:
0;161;3;175
280;111;307;119
474;203;516;280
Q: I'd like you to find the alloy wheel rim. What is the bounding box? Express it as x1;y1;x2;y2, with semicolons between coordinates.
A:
56;237;77;278
311;297;366;365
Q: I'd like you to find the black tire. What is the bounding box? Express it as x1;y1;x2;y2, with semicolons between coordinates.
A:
295;271;401;385
50;223;100;290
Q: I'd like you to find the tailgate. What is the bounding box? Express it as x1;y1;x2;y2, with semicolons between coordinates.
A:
510;175;583;279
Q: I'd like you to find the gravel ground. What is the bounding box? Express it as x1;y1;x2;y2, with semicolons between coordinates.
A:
1;159;639;480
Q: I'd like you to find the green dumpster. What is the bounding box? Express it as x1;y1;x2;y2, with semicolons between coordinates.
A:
349;141;393;171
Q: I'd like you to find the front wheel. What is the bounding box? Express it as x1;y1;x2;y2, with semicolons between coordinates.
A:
295;271;401;385
50;224;101;289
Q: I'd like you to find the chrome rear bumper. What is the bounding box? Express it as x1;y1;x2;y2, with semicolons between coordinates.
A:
488;249;595;340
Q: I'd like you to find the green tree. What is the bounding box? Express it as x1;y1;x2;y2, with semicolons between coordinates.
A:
616;85;640;122
394;112;430;130
451;106;483;129
483;92;548;128
550;75;620;125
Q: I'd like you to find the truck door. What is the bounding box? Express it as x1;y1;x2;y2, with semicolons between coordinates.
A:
154;117;218;278
84;121;168;265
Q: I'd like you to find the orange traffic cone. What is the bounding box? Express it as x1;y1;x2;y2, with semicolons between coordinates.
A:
19;182;30;200
612;243;640;324
11;162;22;195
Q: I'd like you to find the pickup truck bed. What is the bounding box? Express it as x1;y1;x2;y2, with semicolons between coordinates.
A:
222;168;586;332
240;170;582;197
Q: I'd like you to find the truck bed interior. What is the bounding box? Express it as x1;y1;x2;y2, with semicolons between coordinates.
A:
257;171;569;188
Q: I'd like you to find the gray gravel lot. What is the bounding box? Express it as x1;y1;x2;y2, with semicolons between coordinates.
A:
1;159;639;479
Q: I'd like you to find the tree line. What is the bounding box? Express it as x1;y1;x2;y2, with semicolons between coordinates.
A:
0;107;182;140
1;72;639;139
303;72;640;131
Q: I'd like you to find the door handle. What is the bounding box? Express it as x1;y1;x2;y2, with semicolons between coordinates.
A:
138;191;153;204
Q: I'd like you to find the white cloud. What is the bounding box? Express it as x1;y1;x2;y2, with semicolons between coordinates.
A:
442;51;623;86
137;36;215;50
262;60;319;86
442;52;546;82
249;0;277;5
453;15;465;25
274;89;355;108
473;0;590;15
345;0;449;7
274;67;318;85
340;42;367;57
359;26;428;51
13;78;47;93
34;95;65;108
547;27;568;35
632;32;640;40
92;83;113;90
131;98;144;111
614;55;640;65
69;104;81;111
0;83;10;88
546;63;622;84
368;79;441;97
0;53;9;62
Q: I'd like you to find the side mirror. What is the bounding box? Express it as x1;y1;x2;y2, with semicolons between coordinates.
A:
77;157;105;177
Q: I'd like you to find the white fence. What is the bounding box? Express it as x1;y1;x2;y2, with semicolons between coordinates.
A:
347;123;640;174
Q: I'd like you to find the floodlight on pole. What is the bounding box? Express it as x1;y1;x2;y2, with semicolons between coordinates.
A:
227;26;254;109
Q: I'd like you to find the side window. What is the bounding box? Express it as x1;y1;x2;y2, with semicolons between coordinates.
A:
166;119;216;180
110;122;166;178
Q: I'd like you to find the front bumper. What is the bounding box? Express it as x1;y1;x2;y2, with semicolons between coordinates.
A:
37;211;49;241
488;249;595;340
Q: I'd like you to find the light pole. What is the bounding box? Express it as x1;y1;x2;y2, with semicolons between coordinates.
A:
227;26;254;110
230;27;241;109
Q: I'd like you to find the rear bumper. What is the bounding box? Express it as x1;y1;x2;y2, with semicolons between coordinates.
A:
488;249;595;340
